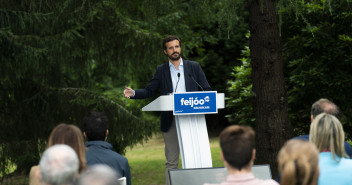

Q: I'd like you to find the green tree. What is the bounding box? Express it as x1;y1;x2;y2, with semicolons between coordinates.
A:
248;0;291;177
226;35;254;127
0;0;248;179
227;0;352;177
0;0;160;178
281;0;352;136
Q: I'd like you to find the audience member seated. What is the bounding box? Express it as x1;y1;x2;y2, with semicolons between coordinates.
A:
278;140;319;185
75;164;121;185
293;98;352;157
204;125;278;185
29;124;87;185
309;113;352;185
83;111;131;185
40;144;79;185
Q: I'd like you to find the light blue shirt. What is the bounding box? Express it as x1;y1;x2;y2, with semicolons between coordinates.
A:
318;152;352;185
169;59;186;93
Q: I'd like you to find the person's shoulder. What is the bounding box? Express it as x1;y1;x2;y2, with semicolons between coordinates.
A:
29;165;40;185
155;62;169;73
157;62;169;68
257;179;280;185
110;151;130;167
184;60;203;72
183;59;199;65
292;134;309;141
86;140;106;148
116;152;129;161
107;147;129;161
344;141;352;147
341;157;352;165
265;179;280;185
29;165;40;176
30;165;40;172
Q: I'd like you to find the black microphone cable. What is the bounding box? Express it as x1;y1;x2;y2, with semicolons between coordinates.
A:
188;73;205;91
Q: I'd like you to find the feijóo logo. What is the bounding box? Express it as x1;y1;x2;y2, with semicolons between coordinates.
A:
180;96;210;107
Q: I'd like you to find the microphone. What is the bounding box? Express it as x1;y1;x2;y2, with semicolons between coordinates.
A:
174;73;180;93
188;73;204;91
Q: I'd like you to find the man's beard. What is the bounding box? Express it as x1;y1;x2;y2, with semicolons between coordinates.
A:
168;52;181;61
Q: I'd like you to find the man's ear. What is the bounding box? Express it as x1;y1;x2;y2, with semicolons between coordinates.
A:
163;49;167;55
106;129;109;137
252;149;256;162
220;150;225;162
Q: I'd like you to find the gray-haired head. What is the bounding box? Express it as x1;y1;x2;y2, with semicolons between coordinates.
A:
75;165;120;185
40;144;79;185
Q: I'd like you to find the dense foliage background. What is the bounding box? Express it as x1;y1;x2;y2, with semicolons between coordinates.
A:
0;0;247;178
0;0;351;181
227;0;352;136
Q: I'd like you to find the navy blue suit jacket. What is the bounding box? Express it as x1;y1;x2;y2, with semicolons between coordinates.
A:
132;59;211;132
293;134;352;157
85;141;132;185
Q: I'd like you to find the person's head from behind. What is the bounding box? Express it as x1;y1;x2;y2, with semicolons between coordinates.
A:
220;125;255;171
278;140;319;185
83;111;109;141
40;144;79;185
75;165;120;185
311;98;339;121
48;123;87;172
309;113;347;160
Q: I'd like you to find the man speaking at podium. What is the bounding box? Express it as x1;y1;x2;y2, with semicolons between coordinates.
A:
124;35;211;185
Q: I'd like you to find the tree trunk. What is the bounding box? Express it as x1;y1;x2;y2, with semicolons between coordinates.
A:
248;0;291;178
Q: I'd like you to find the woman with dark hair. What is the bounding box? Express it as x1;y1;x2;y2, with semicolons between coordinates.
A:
29;123;87;185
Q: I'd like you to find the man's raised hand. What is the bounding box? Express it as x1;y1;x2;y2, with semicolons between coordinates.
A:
124;86;134;98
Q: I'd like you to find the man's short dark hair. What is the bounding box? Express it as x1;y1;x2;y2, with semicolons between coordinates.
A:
83;111;109;141
162;35;181;50
220;125;255;170
311;98;339;118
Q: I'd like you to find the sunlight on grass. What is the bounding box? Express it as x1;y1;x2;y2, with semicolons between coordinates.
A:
126;134;223;185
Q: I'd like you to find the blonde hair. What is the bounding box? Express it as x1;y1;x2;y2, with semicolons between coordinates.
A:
309;113;347;160
47;123;87;172
278;140;319;185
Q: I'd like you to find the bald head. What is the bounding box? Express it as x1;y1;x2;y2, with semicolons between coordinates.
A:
311;98;339;121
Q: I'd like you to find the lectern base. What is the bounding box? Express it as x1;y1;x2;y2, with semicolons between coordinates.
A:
175;114;212;169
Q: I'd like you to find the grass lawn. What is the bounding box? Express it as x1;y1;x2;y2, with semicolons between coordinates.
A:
0;134;222;185
125;134;223;185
